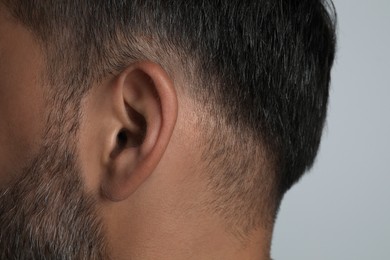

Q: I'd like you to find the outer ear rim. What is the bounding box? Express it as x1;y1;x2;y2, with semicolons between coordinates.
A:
101;61;178;202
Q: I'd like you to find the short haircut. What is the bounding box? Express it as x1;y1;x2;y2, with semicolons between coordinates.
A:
3;0;336;236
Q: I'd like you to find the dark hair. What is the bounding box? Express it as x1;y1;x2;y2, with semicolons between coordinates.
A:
3;0;336;234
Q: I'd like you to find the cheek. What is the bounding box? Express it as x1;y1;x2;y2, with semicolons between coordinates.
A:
0;32;46;186
0;80;45;185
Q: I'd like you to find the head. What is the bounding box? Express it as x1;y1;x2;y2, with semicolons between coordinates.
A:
0;0;336;259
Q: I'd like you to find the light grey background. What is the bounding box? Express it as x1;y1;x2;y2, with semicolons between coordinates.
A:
272;0;390;259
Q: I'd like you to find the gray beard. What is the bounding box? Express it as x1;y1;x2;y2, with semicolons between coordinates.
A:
0;126;108;259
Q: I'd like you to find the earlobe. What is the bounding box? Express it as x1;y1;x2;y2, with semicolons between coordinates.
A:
101;62;178;201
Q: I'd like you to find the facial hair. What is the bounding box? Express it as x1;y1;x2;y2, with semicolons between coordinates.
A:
0;109;108;259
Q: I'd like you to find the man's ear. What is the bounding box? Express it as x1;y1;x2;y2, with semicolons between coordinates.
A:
102;62;178;201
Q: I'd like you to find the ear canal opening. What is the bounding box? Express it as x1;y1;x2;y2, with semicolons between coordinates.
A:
110;128;144;159
117;129;129;149
109;104;147;159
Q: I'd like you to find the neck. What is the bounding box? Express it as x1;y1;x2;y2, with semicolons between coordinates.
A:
103;186;272;260
136;215;270;259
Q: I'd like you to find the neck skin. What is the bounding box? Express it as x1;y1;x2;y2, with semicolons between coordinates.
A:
100;134;272;260
102;177;272;260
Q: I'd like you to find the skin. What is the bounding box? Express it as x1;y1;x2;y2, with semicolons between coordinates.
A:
0;8;45;186
0;7;270;260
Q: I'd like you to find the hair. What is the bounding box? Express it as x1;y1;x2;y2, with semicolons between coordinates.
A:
2;0;336;235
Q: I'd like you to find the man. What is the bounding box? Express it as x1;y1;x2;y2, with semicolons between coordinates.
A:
0;0;336;259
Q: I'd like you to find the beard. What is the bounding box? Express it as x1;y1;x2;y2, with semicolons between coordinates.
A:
0;99;108;259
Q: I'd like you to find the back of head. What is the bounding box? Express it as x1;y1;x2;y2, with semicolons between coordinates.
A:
3;0;336;237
